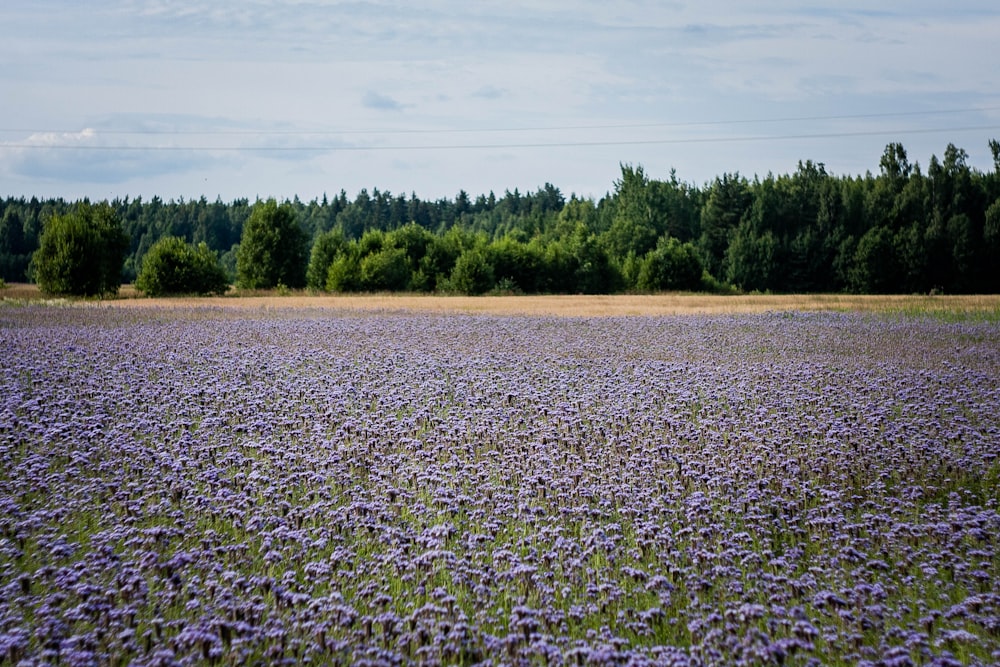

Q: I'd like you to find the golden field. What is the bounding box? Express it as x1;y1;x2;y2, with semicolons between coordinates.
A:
3;283;1000;317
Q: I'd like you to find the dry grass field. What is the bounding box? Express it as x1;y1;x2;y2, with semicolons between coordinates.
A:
3;283;1000;318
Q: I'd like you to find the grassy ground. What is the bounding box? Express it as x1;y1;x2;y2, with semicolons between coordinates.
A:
3;283;1000;319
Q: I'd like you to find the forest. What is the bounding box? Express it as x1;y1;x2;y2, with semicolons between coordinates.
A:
3;140;999;295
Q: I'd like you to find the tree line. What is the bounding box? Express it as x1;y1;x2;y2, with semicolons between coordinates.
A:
4;140;999;296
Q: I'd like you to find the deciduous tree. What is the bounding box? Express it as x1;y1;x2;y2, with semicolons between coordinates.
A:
306;228;348;291
31;202;128;296
636;236;703;292
236;199;308;289
136;236;229;296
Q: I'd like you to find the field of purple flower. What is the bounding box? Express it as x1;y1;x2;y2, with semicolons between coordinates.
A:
1;306;998;666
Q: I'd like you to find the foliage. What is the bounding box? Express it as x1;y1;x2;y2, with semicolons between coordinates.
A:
236;199;308;289
449;248;495;295
5;139;1000;295
306;228;348;291
135;236;229;296
725;221;779;291
636;236;704;292
850;225;901;294
603;164;660;259
326;252;362;292
488;236;543;293
0;207;32;282
30;202;129;297
563;224;617;293
359;247;411;291
698;173;751;280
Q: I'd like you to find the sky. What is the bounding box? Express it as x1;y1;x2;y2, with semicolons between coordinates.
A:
2;1;999;203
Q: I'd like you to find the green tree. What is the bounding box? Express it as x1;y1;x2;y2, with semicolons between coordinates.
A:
326;250;363;292
648;170;702;242
849;226;900;293
418;227;476;291
357;229;386;257
236;199;308;289
894;221;929;293
386;223;435;268
360;247;411;291
0;207;30;282
136;236;229;296
31;202;129;296
386;223;437;291
565;223;616;293
985;198;1000;291
946;213;979;292
487;236;542;293
725;221;779;292
698;174;751;279
0;208;25;256
306;228;348;291
636;236;704;292
449;248;495;294
552;196;598;239
602;165;659;260
926;144;987;291
219;243;239;282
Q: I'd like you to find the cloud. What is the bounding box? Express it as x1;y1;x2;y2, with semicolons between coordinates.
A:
0;128;213;184
2;0;999;200
362;91;405;111
0;114;368;186
472;86;506;100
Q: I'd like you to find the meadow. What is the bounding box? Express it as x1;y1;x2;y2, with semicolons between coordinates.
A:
1;303;998;665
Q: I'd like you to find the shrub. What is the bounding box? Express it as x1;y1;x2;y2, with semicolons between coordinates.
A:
326;253;362;292
636;236;704;292
136;236;230;296
306;229;348;291
360;247;411;291
449;249;495;295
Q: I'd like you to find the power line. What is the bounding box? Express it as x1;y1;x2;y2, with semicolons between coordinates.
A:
3;124;999;152
1;106;999;138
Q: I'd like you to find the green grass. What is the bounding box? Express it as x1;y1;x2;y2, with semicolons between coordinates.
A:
879;304;1000;323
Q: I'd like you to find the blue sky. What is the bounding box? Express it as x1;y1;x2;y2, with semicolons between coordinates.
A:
2;1;999;202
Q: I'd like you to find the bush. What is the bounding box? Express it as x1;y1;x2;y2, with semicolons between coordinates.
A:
326;253;362;292
31;202;129;297
700;270;739;295
636;236;704;292
136;236;230;296
450;249;495;295
487;237;542;293
386;223;435;268
306;229;348;291
360;247;411;291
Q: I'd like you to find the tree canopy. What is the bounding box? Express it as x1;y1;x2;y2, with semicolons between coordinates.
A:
30;202;129;297
4;140;1000;296
235;199;308;290
136;236;229;296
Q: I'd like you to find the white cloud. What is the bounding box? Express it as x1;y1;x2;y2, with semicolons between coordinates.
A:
1;127;212;184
